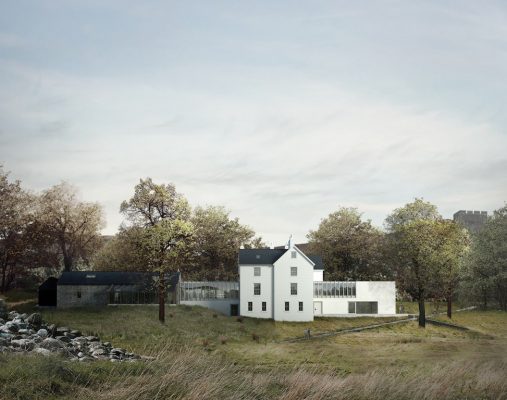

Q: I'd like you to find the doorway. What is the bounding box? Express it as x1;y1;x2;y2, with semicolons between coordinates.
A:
313;301;323;315
230;304;239;316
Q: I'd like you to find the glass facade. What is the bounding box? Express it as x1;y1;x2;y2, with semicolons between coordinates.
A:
179;281;239;301
313;282;356;298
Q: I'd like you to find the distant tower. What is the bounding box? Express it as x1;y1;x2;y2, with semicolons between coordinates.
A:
453;210;488;233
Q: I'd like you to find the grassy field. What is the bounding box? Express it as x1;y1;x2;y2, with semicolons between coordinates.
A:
1;293;506;399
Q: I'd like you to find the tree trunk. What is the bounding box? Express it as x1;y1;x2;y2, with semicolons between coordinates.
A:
447;287;452;319
418;298;426;328
159;271;165;323
63;253;73;272
1;267;6;293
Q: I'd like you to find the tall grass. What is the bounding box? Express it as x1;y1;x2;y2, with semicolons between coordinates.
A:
78;349;507;399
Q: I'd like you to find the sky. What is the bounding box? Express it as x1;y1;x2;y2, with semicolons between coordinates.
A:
1;1;507;245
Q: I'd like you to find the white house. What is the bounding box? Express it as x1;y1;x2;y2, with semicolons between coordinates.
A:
238;239;396;321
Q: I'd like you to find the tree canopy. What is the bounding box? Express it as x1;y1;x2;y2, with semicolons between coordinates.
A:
307;207;388;281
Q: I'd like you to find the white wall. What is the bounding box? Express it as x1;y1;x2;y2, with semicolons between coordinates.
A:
313;281;396;316
273;247;314;321
180;300;239;316
356;281;396;314
313;270;323;281
239;264;273;319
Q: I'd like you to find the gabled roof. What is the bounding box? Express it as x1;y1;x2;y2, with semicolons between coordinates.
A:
239;248;324;270
239;249;287;265
57;271;180;290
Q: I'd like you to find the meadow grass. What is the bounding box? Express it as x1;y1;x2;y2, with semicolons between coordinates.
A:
1;296;506;399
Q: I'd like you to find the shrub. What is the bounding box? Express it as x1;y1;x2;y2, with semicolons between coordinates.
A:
252;333;260;343
236;317;243;323
218;335;227;345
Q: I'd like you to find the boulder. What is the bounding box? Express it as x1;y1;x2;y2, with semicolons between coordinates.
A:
5;322;19;333
55;335;71;343
11;339;35;350
38;338;65;351
36;329;48;338
34;347;52;356
26;313;42;327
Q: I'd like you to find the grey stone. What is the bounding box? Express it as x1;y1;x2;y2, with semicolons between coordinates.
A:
26;313;42;326
34;347;51;356
36;329;48;338
91;348;107;356
79;356;94;362
56;335;71;343
38;338;65;351
70;330;82;337
11;339;35;350
5;322;18;333
86;336;99;342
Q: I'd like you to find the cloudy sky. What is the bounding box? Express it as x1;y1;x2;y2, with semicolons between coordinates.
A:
1;1;506;244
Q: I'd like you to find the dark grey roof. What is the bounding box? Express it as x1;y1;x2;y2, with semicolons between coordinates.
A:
239;248;324;270
239;249;287;265
308;255;324;270
58;271;180;290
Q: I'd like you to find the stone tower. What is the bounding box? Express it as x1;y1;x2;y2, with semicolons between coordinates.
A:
453;210;488;233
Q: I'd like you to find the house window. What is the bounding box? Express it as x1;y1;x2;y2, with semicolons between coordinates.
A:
248;302;253;311
299;302;303;311
262;302;266;311
291;267;297;276
254;267;261;276
285;302;290;311
291;251;297;258
77;291;81;299
291;283;297;295
348;302;355;313
254;283;261;295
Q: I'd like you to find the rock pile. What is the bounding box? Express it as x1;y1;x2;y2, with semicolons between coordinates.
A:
0;310;145;362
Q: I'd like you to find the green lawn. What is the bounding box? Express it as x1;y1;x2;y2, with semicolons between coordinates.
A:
1;295;506;399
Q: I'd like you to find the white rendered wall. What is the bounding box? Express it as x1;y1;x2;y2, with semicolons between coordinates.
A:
313;270;323;281
273;248;314;321
356;281;396;314
314;281;396;316
239;265;273;319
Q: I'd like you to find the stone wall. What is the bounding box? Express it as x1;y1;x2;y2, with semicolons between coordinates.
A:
57;285;110;308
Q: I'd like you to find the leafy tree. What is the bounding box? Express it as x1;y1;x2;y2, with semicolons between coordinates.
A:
0;167;33;292
432;220;470;318
190;206;262;280
36;182;105;271
385;199;443;327
384;198;440;233
92;228;147;271
307;207;389;280
462;205;507;310
120;178;193;322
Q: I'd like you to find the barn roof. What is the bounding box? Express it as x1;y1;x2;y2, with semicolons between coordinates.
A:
57;271;180;290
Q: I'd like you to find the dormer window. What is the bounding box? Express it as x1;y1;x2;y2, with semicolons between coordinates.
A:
291;251;297;258
86;274;96;279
